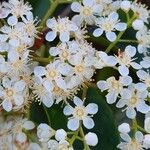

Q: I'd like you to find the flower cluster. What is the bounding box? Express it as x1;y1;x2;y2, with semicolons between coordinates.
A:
0;0;150;149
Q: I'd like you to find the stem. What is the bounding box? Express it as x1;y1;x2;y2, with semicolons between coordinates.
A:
80;127;91;150
137;125;149;134
105;15;136;53
118;39;138;43
39;0;59;29
69;129;79;145
43;104;51;125
131;119;138;138
31;56;52;63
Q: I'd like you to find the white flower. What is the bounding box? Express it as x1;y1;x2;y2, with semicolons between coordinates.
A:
118;123;130;134
7;50;30;77
131;1;150;24
85;132;98;146
37;123;55;142
97;76;132;104
45;17;78;42
55;129;67;142
63;96;98;131
144;117;150;133
27;143;41;150
117;131;145;150
0;3;10;19
143;135;150;149
0;23;32;47
0;77;26;112
93;12;127;42
10;117;35;144
140;56;150;69
71;0;103;26
32;76;54;108
34;60;67;90
136;28;150;53
116;45;141;76
120;0;131;12
137;70;150;89
116;85;149;119
132;19;144;30
94;51;117;69
3;0;32;25
48;139;73;150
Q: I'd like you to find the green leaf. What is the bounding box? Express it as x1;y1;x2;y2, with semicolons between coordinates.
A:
85;87;119;150
27;0;51;19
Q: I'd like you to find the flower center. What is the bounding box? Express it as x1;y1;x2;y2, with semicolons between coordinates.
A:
75;65;84;73
6;89;14;97
60;50;69;60
48;70;57;78
129;96;138;106
73;106;86;120
127;140;141;150
81;7;92;16
56;24;65;32
117;52;132;66
102;22;114;31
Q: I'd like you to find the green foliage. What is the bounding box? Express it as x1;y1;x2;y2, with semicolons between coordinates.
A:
85;87;119;150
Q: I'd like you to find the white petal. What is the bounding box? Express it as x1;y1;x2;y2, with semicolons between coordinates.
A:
49;47;60;56
16;132;27;143
23;121;35;130
43;97;54;108
72;15;83;27
73;96;83;106
83;0;94;7
67;118;79;131
115;23;127;31
2;100;12;112
46;18;57;28
43;80;54;91
118;123;130;134
131;62;142;70
109;12;119;21
85;132;98;146
7;16;18;26
106;56;117;66
86;103;98;114
93;28;103;37
14;95;24;106
59;32;70;42
97;81;108;91
56;78;66;90
63;105;74;116
118;65;129;76
120;76;132;86
126;108;136;119
135;131;143;142
125;45;136;57
9;39;20;47
55;129;67;142
83;117;95;129
116;99;126;108
137;102;150;114
135;83;147;91
120;133;131;142
137;70;148;80
71;2;81;12
45;31;56;42
106;91;118;104
14;80;26;92
34;66;46;77
106;32;117;42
